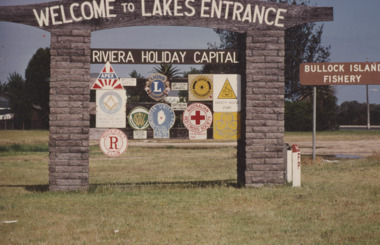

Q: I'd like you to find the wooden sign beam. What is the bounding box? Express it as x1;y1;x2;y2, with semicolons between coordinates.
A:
0;0;333;32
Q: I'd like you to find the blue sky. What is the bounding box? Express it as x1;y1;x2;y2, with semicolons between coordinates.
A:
0;0;379;104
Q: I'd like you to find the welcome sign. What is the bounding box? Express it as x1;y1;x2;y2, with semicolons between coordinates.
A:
32;0;287;28
0;0;333;190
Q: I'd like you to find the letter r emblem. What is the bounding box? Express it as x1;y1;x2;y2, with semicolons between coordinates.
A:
109;136;118;149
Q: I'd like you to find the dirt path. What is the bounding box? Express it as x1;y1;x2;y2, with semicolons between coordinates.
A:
286;139;380;157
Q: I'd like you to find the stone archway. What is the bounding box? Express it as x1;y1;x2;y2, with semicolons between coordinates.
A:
0;0;333;191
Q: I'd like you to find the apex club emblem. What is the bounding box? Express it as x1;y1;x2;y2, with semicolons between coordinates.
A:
99;129;128;157
91;62;123;89
188;74;213;101
145;73;170;101
183;103;213;140
128;107;149;130
148;103;175;138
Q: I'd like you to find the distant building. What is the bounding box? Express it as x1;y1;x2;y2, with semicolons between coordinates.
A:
0;95;14;130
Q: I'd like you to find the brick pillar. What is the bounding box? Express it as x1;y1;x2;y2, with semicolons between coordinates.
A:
49;29;91;191
242;29;285;186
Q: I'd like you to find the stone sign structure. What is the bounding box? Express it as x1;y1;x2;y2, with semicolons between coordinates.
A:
0;0;333;191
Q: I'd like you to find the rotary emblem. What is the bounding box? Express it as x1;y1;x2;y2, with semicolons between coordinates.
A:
145;73;170;101
189;75;213;101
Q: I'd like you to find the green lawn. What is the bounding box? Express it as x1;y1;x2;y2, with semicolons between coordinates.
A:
1;130;380;244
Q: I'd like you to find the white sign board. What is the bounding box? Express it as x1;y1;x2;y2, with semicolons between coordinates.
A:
133;130;147;139
119;77;137;86
213;74;241;112
171;103;188;111
172;83;188;90
96;90;127;128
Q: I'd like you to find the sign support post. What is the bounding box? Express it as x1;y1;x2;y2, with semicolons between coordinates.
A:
313;86;317;161
366;85;371;130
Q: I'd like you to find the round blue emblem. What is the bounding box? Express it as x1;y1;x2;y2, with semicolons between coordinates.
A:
145;73;170;101
148;103;175;138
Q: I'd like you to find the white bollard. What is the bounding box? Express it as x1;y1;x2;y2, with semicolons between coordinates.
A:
286;146;293;183
292;144;301;187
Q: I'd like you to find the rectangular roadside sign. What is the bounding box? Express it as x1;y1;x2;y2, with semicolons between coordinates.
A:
300;62;380;85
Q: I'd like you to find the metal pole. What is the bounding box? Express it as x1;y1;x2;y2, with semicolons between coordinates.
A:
367;85;370;130
313;86;316;161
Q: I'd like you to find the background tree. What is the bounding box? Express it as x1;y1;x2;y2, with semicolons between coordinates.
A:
284;1;338;130
0;81;8;95
152;64;181;81
285;23;331;101
6;72;32;129
206;29;242;74
337;101;380;125
126;70;150;102
25;47;50;126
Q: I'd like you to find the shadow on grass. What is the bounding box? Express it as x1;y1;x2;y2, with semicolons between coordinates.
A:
0;184;50;192
1;179;238;193
89;179;239;192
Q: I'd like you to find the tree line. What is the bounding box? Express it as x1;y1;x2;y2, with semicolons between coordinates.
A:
0;48;50;129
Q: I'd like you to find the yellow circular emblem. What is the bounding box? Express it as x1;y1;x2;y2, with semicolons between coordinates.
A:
190;76;213;99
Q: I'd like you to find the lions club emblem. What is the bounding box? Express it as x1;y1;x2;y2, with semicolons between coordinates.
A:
145;73;170;101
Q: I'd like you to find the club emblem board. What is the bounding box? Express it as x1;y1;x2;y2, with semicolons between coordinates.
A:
183;103;212;140
148;103;175;138
91;62;124;89
96;90;127;128
145;73;170;101
128;107;149;139
213;74;241;112
99;129;128;157
213;112;240;140
188;74;213;101
128;107;149;130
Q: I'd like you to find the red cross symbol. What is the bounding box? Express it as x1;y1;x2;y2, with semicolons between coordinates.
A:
191;111;205;125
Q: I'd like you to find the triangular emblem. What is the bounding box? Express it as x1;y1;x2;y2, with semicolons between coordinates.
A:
217;79;237;99
91;62;124;89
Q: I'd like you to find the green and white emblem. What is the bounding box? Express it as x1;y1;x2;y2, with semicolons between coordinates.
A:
128;107;150;130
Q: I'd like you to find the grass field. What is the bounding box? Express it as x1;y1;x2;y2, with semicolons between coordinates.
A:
1;130;380;244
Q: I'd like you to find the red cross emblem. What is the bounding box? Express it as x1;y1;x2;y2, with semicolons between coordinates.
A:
191;111;205;125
